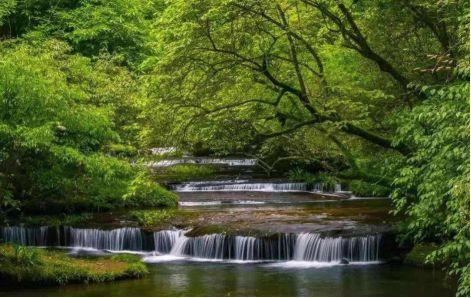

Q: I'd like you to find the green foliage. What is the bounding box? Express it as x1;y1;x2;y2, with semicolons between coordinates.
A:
0;37;175;214
107;144;138;158
404;243;439;268
3;244;41;266
0;0;468;295
21;213;93;227
143;1;469;294
129;209;177;227
289;168;339;190
123;173;178;208
349;180;390;197
154;164;216;182
0;0;16;26
391;65;469;295
57;0;155;67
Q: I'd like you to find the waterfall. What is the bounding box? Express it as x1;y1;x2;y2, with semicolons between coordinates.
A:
234;236;257;260
154;229;185;253
174;181;345;193
174;180;249;187
1;226;382;263
311;183;343;193
69;227;143;251
174;182;308;192
150;231;381;263
150;147;177;155
149;159;186;167
1;226;49;246
293;233;380;262
184;234;226;259
148;158;257;168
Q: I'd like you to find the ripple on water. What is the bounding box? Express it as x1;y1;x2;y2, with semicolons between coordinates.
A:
265;260;384;269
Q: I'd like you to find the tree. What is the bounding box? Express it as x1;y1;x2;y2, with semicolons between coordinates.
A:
144;0;469;294
0;38;176;215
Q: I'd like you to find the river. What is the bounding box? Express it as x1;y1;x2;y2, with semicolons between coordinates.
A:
0;159;457;296
0;261;453;296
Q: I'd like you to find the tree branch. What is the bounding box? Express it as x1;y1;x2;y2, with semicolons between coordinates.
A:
307;1;411;95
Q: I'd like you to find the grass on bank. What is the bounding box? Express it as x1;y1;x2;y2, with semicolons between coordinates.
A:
0;245;148;287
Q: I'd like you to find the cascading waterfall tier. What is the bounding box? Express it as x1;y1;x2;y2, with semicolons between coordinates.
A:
1;226;49;246
151;230;381;262
69;227;143;251
153;229;185;253
0;226;381;263
148;158;257;168
150;147;177;155
0;226;145;251
173;181;342;193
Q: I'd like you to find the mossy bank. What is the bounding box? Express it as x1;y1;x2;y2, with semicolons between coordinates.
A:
0;245;148;287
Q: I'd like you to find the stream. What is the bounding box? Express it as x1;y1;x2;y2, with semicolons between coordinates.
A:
0;158;456;296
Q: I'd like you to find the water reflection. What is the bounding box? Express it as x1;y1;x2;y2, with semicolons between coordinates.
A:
0;262;454;296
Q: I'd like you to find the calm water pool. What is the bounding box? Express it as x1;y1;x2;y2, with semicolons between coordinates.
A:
1;261;455;296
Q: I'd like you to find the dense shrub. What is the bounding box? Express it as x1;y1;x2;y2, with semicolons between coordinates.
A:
129;209;177;227
154;164;216;182
0;38;177;215
123;173;178;208
349;180;390;197
289;169;339;191
391;66;469;296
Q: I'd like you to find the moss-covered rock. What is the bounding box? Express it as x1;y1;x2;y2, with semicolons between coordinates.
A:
0;245;148;287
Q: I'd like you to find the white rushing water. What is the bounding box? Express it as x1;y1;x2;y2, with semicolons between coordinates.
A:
1;226;49;246
148;158;257;168
145;230;381;264
178;200;266;206
68;227;143;251
174;182;307;192
1;227;381;265
173;181;342;193
175;180;250;186
178;201;223;206
150;147;177;155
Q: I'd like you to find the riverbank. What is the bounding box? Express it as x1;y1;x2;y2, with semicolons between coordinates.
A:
0;245;148;287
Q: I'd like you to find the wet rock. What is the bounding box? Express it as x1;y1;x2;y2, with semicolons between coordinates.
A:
340;258;349;265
